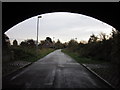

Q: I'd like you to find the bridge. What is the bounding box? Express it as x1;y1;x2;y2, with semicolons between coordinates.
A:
2;2;120;89
3;2;119;33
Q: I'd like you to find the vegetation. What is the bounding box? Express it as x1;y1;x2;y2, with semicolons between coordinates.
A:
3;28;120;65
20;39;36;48
54;39;64;49
62;29;120;66
10;46;54;62
62;49;107;64
13;39;18;46
3;37;55;63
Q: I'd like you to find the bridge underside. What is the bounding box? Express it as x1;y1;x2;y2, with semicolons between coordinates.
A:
2;2;119;33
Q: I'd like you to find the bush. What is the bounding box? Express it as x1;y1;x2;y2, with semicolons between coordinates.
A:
9;46;55;62
66;30;120;64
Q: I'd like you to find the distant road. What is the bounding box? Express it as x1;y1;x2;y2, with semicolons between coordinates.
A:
3;49;111;88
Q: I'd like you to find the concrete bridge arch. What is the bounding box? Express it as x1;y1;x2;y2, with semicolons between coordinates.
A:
3;2;119;33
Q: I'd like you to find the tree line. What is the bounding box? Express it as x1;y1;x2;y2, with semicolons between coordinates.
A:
3;36;66;49
65;29;120;66
3;28;120;65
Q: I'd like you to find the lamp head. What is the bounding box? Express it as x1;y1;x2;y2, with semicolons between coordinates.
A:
38;16;42;18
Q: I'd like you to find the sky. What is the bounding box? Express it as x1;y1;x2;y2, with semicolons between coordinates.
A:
5;12;114;45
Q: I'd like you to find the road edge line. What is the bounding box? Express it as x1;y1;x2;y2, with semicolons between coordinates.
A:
81;63;114;88
3;62;33;78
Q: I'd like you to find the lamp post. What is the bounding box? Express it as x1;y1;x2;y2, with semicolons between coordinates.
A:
36;15;42;54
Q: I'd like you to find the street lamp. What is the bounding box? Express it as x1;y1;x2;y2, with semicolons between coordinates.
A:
36;15;42;54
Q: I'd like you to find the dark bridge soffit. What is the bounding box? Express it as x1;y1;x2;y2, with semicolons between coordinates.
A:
2;2;120;33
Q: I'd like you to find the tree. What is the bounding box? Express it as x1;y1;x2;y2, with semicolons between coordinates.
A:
20;39;36;48
3;34;10;48
63;42;68;48
68;39;78;48
27;39;36;47
40;40;45;46
13;39;18;46
46;37;52;43
88;34;98;43
67;39;78;51
99;32;108;41
3;34;11;63
111;29;120;65
55;39;64;49
40;37;53;48
20;41;28;47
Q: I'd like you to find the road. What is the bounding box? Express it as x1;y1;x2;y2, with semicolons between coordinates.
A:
3;49;111;88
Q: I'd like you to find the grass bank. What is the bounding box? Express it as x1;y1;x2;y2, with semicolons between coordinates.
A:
62;49;107;64
10;46;55;62
3;46;55;64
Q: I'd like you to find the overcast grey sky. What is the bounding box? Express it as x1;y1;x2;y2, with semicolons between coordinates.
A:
5;12;113;44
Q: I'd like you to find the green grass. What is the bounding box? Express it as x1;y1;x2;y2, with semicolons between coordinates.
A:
62;49;107;64
36;48;55;61
10;46;55;62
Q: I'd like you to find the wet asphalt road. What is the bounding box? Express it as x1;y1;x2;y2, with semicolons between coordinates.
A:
3;49;111;88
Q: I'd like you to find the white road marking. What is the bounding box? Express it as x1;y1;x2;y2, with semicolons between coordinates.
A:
10;69;29;81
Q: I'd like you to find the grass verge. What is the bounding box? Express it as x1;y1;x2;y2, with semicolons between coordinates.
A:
10;46;55;62
62;49;107;64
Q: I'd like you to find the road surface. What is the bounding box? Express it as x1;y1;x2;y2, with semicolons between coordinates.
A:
3;49;111;88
